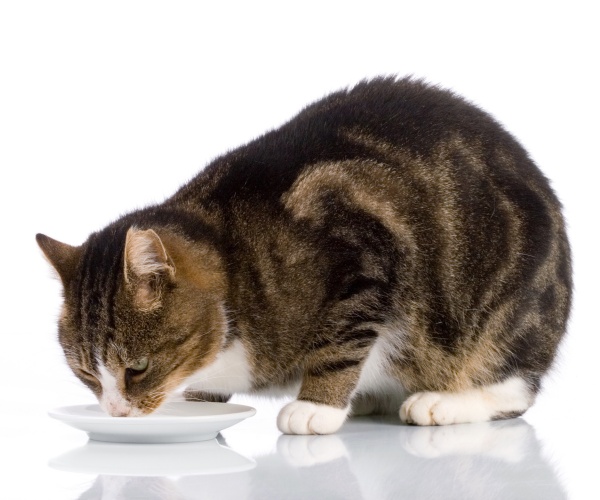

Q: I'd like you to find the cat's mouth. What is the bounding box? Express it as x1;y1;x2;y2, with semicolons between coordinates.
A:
102;402;161;417
100;393;164;417
108;407;146;418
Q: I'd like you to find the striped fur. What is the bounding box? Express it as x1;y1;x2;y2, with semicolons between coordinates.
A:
37;77;571;432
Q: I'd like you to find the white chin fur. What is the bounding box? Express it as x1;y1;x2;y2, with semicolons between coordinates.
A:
97;363;135;417
182;338;253;395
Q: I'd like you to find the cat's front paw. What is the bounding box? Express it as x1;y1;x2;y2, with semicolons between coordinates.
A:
277;400;348;435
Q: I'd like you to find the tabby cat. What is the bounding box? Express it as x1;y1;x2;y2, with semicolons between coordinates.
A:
37;77;571;434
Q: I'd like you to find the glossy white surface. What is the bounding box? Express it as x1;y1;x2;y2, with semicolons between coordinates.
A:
2;396;594;499
61;417;558;498
49;402;256;443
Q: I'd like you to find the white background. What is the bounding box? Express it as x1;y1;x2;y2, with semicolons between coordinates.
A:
1;1;598;499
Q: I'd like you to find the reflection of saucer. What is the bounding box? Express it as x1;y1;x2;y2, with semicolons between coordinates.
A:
49;439;256;476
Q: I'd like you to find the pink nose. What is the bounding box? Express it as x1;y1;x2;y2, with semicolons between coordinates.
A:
101;399;132;417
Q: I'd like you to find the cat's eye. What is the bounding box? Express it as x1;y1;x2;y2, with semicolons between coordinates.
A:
129;357;149;374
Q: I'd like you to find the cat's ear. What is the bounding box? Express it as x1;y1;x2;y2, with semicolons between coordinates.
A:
124;228;176;311
36;233;82;285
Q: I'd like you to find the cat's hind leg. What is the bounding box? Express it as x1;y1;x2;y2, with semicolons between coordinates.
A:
183;388;231;403
399;376;534;426
350;393;381;416
350;392;405;417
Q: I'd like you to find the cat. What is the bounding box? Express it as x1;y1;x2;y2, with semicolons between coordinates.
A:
37;77;572;434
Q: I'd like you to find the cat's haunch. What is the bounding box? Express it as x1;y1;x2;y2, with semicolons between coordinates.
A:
38;77;571;434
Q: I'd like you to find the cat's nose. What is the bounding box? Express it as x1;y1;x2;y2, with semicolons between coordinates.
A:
100;398;133;417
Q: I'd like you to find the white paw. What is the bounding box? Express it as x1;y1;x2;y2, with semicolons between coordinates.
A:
277;400;348;435
401;392;440;425
400;391;489;426
400;378;532;426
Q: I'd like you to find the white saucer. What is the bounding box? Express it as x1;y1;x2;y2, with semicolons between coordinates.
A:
49;402;256;443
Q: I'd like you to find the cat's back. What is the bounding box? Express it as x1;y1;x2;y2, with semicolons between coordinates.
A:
170;77;554;209
292;76;506;153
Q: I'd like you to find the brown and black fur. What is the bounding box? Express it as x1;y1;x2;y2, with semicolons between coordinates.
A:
37;77;572;425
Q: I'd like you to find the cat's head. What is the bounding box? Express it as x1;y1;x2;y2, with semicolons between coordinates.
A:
37;225;228;416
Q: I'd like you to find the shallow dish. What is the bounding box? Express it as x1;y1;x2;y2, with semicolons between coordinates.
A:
49;402;256;443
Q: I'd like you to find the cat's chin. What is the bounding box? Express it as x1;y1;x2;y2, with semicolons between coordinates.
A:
126;407;151;418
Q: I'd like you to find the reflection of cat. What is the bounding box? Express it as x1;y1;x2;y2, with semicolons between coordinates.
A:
73;419;566;499
77;476;185;500
401;419;529;462
38;77;571;434
186;419;566;499
347;419;567;500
